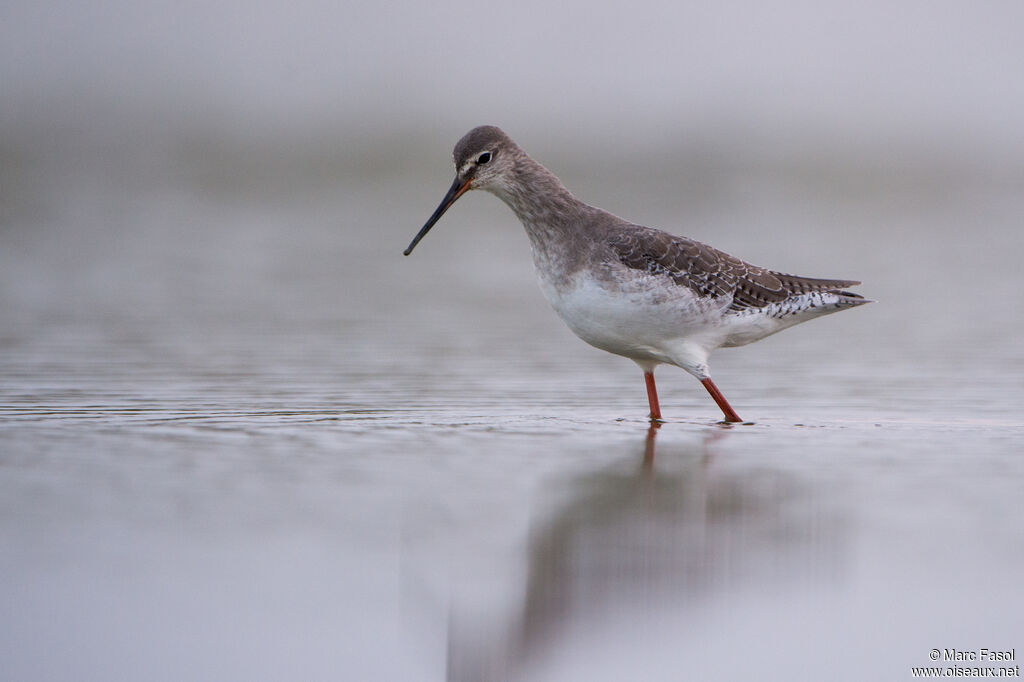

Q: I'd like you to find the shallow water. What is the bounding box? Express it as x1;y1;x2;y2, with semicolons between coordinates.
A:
2;133;1023;681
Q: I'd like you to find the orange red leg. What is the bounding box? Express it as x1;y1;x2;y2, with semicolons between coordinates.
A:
643;371;662;421
701;377;743;423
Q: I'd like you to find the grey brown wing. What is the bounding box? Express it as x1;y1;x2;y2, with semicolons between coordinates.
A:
608;227;861;311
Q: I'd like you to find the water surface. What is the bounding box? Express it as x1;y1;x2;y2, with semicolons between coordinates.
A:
2;132;1022;681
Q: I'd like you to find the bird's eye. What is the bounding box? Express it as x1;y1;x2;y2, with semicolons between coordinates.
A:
476;151;492;165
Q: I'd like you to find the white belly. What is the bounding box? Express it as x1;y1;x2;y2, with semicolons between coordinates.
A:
538;270;729;366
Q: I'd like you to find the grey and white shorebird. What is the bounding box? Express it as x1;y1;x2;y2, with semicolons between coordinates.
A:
404;126;869;423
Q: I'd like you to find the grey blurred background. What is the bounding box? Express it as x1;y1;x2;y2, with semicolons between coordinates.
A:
5;0;1024;150
4;0;1023;341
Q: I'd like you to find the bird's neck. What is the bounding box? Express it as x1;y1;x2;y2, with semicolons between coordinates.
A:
492;157;591;236
488;156;594;285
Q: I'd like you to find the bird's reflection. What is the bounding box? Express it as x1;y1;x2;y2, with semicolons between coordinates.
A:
446;423;846;682
642;421;661;469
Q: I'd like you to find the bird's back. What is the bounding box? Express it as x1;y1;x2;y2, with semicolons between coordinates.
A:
602;223;868;347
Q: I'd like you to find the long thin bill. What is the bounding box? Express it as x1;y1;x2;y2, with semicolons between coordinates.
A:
403;176;471;256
